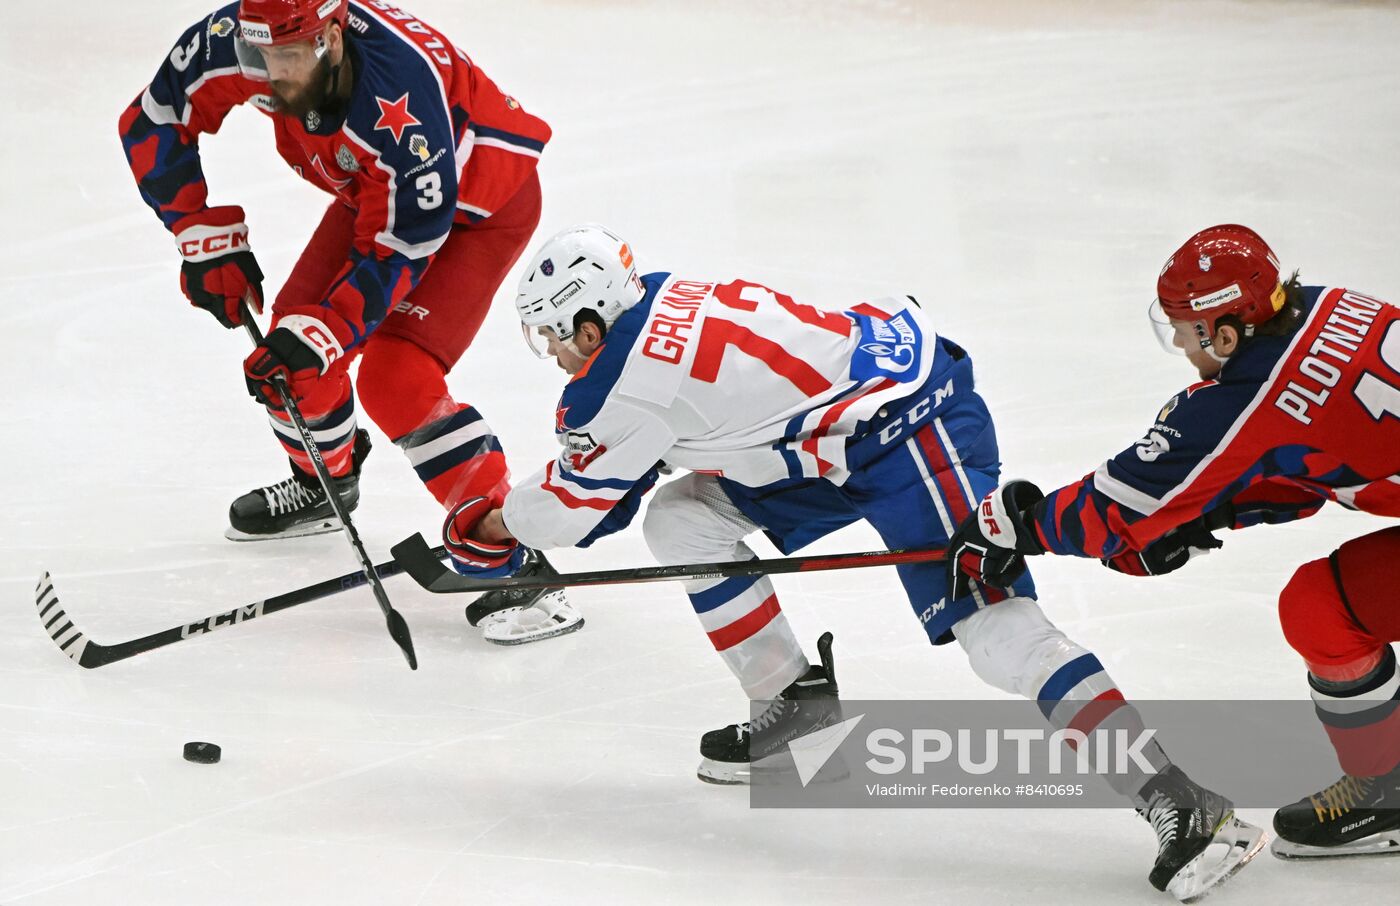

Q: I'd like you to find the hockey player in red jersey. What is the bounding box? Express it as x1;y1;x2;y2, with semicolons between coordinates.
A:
950;224;1400;858
443;224;1263;900
121;0;578;642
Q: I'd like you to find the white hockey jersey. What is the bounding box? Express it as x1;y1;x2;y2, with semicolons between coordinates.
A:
502;272;940;549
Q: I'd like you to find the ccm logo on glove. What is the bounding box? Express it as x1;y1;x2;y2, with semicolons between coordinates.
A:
278;314;344;370
177;224;249;261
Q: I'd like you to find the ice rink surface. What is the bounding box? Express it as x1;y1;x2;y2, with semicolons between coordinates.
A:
3;0;1399;902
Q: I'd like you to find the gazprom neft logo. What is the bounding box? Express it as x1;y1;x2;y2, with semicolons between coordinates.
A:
1190;283;1243;311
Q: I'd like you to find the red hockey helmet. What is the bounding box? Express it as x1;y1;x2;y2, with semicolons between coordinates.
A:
1149;224;1287;354
239;0;347;45
235;0;348;79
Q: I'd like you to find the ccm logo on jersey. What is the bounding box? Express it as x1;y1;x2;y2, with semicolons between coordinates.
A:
642;281;714;365
1275;291;1385;425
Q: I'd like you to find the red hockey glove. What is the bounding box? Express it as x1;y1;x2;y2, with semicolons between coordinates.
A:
443;497;525;578
243;310;348;407
1101;510;1228;576
174;206;263;328
948;480;1046;600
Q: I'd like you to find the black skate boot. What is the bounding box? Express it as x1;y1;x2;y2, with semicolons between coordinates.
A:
1137;765;1265;902
697;631;842;785
1271;766;1400;859
464;548;582;645
225;430;370;541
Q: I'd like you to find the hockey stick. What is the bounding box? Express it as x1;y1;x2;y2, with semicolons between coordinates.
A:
242;304;418;670
33;546;448;669
390;531;947;595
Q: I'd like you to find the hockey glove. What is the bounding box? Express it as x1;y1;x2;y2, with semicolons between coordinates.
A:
174;206;263;328
1101;507;1231;576
443;496;526;578
948;480;1046;600
243;310;348;407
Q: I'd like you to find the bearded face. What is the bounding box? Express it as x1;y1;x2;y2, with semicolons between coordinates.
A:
270;51;335;119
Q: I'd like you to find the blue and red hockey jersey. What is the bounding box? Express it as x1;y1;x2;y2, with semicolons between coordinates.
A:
119;1;549;350
1033;286;1400;559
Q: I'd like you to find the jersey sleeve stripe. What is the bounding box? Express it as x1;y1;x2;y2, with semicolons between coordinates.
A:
540;462;617;510
470;123;546;154
554;468;636;492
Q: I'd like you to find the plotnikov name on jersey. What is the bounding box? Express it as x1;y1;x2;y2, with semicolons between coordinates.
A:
1274;291;1386;425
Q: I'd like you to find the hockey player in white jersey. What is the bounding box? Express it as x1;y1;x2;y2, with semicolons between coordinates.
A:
442;225;1263;900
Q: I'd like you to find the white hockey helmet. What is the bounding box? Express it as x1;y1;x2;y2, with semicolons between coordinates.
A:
515;224;646;358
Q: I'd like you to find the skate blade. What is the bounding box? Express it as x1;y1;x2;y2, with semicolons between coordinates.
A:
1167;814;1267;903
1271;830;1400;860
697;759;751;785
697;751;852;788
224;520;342;542
479;601;584;646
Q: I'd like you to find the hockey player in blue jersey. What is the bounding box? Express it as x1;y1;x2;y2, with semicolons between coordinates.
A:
441;225;1264;900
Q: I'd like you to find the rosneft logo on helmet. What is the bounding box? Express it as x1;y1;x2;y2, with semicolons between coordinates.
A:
240;21;274;44
1190;284;1242;312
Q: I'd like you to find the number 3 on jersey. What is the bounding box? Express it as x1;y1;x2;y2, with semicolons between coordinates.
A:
415;172;442;210
1355;322;1400;422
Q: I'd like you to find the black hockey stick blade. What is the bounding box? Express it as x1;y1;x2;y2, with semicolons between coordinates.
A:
391;532;947;595
33;546;447;669
384;606;417;670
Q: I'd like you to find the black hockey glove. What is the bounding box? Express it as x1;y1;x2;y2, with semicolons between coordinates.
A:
1101;506;1233;576
948;480;1046;600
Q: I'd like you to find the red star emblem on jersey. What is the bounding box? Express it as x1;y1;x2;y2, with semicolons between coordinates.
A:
373;92;420;144
554;405;570;431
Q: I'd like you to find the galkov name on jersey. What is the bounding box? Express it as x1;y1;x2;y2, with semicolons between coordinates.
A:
1275;291;1386;425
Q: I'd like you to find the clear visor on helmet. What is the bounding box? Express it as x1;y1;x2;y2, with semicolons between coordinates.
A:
522;322;572;359
234;30;328;82
1148;298;1212;356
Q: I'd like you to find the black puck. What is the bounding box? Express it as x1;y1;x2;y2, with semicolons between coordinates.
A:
183;741;221;764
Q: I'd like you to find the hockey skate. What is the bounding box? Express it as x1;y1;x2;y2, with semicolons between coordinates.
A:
464;548;583;646
698;631;842;785
225;430;370;542
1271;767;1400;860
1137;766;1266;902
